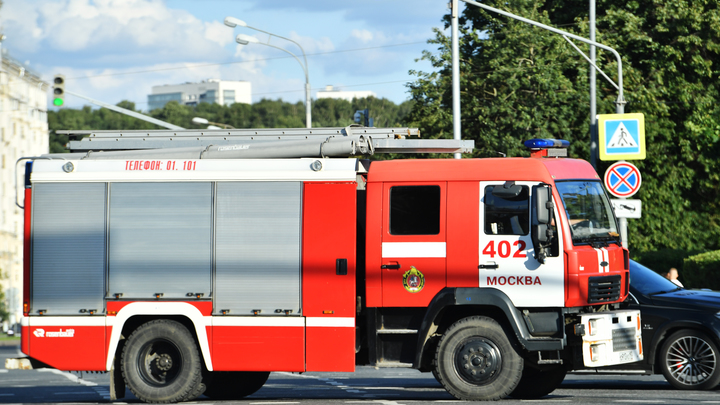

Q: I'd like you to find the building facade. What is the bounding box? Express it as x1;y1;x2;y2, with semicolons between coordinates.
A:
316;85;376;102
148;79;251;111
0;53;49;330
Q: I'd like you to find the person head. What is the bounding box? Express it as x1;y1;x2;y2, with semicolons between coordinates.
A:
667;268;679;280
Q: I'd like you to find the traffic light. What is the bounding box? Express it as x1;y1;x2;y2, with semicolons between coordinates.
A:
53;75;65;107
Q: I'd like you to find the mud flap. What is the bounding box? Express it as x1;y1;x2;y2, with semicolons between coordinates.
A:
109;357;126;400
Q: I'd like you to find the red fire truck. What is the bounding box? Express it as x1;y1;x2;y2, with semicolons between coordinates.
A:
10;127;642;402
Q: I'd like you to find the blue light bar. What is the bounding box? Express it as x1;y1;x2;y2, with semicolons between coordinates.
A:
523;139;570;149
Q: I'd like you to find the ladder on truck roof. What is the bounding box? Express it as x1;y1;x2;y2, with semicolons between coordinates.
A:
54;126;474;160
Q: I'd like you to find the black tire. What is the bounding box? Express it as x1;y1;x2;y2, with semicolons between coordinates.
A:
509;364;566;399
659;329;720;390
434;316;523;400
121;320;203;403
203;371;270;399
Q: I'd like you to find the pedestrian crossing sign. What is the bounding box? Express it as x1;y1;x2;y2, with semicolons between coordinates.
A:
598;113;645;160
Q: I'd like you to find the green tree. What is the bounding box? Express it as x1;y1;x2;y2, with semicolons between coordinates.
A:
407;0;720;254
0;270;9;324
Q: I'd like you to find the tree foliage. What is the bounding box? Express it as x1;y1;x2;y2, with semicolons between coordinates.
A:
48;97;413;153
407;0;720;255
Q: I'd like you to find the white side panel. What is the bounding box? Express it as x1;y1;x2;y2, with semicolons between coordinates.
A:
31;159;358;182
477;181;565;307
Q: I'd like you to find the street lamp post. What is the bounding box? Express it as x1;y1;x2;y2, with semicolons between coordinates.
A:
225;16;312;129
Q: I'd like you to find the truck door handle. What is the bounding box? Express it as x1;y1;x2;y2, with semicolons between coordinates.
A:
381;262;401;270
478;263;499;269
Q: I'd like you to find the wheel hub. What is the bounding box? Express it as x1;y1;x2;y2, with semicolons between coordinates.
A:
455;339;501;384
156;354;173;371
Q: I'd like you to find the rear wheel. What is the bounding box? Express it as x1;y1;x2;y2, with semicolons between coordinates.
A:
509;364;566;398
434;316;522;400
204;371;270;399
660;329;720;390
121;320;202;403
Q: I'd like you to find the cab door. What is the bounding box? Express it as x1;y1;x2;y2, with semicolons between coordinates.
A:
381;182;446;307
478;181;564;307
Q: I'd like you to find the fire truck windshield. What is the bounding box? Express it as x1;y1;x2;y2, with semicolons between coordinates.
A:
556;181;619;245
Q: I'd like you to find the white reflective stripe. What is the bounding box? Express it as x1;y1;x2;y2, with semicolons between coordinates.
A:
27;317;105;327
306;317;355;327
601;248;609;273
213;317;305;327
595;248;603;273
382;242;446;258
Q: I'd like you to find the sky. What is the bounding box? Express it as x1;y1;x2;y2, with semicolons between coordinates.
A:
0;0;455;111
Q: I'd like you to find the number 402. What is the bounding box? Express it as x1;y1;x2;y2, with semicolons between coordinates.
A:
482;240;526;258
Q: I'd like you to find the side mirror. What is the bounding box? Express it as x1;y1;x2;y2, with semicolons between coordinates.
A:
533;186;552;224
531;185;555;264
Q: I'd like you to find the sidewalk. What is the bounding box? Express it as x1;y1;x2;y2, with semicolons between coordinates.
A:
0;339;20;346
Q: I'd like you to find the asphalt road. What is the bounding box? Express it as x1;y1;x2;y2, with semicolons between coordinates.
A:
1;345;718;404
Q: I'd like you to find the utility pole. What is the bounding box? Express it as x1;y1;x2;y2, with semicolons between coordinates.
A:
590;0;597;169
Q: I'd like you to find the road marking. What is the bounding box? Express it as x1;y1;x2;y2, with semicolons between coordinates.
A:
277;372;368;396
37;369;98;386
0;370;8;373
248;401;299;404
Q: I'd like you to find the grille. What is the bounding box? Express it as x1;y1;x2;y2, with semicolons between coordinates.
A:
588;275;621;303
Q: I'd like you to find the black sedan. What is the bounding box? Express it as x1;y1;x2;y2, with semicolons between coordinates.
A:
603;260;720;390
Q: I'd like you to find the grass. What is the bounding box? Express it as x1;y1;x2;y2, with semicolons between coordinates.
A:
0;335;20;342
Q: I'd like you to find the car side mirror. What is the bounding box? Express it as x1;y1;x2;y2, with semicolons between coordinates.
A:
531;185;555;264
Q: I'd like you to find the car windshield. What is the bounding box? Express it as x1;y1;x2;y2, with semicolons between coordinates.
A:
629;260;682;295
556;181;619;245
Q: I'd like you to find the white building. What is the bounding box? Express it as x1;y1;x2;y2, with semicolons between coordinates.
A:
316;85;376;102
148;79;251;111
0;52;49;329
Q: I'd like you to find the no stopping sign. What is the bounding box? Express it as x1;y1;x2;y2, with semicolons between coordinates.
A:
604;161;642;198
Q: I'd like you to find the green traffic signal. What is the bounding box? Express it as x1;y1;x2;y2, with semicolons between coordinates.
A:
53;74;65;107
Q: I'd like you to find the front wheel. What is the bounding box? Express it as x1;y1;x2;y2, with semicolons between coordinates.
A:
121;320;203;403
660;329;720;390
434;316;523;400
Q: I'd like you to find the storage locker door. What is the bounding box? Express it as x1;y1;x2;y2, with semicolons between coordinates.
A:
108;182;212;299
31;182;106;315
215;182;302;315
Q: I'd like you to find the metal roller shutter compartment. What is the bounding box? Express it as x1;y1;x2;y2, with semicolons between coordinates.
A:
215;182;302;315
31;183;106;315
108;182;212;299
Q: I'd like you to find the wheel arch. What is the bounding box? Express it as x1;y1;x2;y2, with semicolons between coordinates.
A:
106;302;213;372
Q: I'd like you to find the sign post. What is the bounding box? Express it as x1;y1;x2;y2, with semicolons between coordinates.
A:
604;161;642;248
598;113;645;249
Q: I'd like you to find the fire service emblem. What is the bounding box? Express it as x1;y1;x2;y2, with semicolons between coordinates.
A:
402;266;425;293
